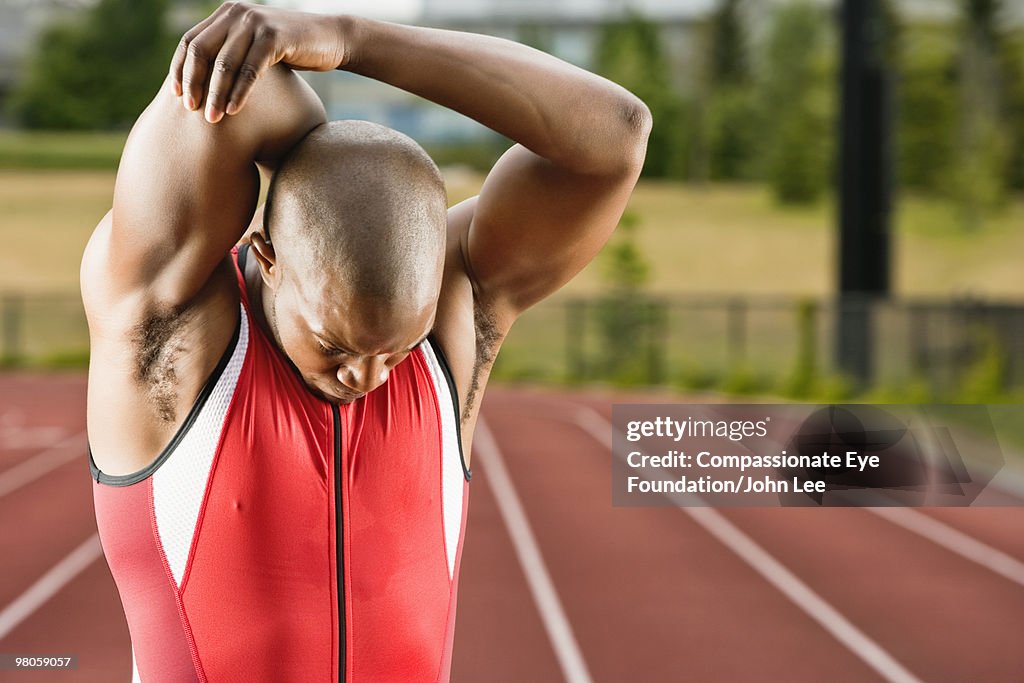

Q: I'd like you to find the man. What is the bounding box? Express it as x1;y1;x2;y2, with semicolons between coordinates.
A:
83;3;649;681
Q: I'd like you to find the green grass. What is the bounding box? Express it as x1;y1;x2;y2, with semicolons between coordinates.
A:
0;130;128;170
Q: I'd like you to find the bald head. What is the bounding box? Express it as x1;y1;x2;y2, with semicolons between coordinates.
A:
265;120;447;308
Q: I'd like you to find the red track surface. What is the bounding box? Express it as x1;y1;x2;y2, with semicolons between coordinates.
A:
0;375;1021;682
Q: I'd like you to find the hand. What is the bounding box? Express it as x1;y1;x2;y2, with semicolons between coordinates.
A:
170;1;347;123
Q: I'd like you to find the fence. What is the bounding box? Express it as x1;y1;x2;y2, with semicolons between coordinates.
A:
2;292;1022;398
497;295;1024;398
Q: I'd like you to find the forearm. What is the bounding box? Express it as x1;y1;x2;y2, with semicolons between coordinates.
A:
339;17;650;175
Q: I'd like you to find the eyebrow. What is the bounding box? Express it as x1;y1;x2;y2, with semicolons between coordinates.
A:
315;331;429;355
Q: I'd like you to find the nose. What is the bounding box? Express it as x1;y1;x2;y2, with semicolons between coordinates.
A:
338;355;390;394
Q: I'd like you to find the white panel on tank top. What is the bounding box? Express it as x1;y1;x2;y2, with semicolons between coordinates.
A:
420;340;464;582
131;644;141;683
152;304;249;587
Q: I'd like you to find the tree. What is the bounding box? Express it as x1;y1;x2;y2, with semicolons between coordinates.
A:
709;0;748;87
755;2;836;204
10;0;173;130
895;25;958;192
952;0;1011;228
705;0;757;181
595;211;662;385
1000;29;1024;192
594;14;687;179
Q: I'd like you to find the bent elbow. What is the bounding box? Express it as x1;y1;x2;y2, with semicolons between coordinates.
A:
623;96;653;139
620;96;652;173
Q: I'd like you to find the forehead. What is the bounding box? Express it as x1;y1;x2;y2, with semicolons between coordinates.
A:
288;272;435;353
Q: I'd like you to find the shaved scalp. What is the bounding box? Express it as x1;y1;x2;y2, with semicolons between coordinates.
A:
265;120;447;306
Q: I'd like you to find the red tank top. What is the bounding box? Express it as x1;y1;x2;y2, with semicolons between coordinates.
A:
90;246;471;682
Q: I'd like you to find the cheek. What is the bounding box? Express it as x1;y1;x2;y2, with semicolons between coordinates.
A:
386;352;412;370
274;295;319;366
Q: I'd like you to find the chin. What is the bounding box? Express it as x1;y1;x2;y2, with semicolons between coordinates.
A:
308;384;363;405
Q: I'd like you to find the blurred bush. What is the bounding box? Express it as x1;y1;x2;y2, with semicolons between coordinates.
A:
594;14;689;179
705;0;758;181
593;211;664;386
1002;30;1024;192
756;1;835;205
8;0;175;130
949;0;1013;229
896;25;957;193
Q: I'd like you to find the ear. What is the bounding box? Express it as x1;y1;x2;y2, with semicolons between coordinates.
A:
249;231;279;288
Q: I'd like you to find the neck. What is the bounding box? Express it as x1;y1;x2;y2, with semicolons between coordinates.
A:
242;252;281;348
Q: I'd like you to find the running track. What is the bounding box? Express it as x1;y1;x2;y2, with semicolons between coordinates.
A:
0;374;1022;682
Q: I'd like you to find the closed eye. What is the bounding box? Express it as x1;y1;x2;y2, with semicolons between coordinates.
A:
316;339;347;357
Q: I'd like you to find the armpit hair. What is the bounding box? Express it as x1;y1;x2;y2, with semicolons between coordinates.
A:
463;300;502;426
130;304;195;423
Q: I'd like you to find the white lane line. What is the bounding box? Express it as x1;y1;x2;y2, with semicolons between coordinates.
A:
865;506;1024;588
0;431;87;499
0;534;102;641
475;418;594;683
573;407;923;683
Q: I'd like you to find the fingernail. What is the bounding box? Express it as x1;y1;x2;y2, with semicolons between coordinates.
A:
185;94;195;110
206;104;222;123
226;101;238;116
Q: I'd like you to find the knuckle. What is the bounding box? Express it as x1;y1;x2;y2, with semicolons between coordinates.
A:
225;1;250;16
186;41;206;60
214;56;234;73
177;36;189;52
237;63;259;84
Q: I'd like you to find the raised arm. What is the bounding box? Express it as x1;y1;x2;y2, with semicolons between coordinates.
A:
342;19;651;319
84;61;324;317
82;57;324;473
170;3;650;323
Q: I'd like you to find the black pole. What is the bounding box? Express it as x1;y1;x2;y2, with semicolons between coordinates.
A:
837;0;893;386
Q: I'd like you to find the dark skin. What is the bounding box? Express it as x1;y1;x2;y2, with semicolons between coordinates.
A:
82;1;650;474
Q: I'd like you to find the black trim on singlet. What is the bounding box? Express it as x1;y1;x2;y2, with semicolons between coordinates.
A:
237;242;250;275
332;404;347;683
88;307;243;487
426;335;471;482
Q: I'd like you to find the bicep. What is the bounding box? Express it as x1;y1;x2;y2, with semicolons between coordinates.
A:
462;143;640;317
102;75;259;307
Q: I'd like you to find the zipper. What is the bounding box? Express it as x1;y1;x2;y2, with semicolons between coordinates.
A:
333;404;345;683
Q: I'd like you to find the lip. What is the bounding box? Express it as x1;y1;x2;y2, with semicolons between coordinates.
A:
301;374;367;404
321;387;365;404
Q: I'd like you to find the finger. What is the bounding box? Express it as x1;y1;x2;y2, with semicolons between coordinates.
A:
205;29;256;123
169;12;220;98
181;20;231;112
224;29;280;116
